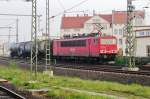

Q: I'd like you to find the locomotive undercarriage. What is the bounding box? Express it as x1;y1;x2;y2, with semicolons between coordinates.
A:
53;54;116;63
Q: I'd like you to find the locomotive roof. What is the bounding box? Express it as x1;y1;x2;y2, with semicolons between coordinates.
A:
54;36;116;41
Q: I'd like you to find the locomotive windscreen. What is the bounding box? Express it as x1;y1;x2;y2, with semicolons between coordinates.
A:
101;38;116;45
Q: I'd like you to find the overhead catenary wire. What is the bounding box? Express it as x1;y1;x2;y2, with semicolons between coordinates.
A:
0;18;16;28
64;0;89;12
3;21;16;28
0;35;16;36
57;0;65;10
51;0;142;19
49;0;89;19
0;13;41;17
0;18;16;21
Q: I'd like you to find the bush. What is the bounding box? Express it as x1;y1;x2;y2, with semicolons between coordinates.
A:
115;56;126;66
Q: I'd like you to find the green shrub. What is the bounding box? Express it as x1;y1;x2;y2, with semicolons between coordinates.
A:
115;56;126;65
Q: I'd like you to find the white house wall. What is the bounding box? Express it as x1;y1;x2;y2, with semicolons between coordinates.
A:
61;15;113;37
136;37;150;57
84;16;112;35
112;24;125;50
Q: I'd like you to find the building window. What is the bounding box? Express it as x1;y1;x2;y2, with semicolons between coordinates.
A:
119;39;123;45
147;46;150;57
110;23;112;28
119;29;123;35
86;24;90;27
135;18;142;25
86;24;91;30
114;29;118;35
146;31;150;36
139;32;145;36
93;19;100;22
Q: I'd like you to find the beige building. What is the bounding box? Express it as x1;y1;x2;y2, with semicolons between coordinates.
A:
0;42;11;56
0;43;4;55
112;11;146;56
61;14;112;38
135;28;150;57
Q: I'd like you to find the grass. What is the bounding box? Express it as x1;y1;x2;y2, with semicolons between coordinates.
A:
0;64;150;99
47;87;111;99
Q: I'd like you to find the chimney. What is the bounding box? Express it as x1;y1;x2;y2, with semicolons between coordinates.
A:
77;14;79;17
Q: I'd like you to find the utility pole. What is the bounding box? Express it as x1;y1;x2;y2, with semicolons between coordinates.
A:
45;0;51;71
0;27;14;42
16;18;19;43
37;16;41;33
8;27;12;43
31;0;38;80
126;0;136;69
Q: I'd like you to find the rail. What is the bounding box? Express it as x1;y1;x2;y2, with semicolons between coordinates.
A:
54;63;150;76
0;86;26;99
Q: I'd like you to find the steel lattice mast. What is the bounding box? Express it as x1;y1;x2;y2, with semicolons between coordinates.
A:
45;0;51;70
16;18;19;43
31;0;38;79
126;0;136;68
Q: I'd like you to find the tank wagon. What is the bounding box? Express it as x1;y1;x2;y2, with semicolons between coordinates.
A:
10;41;32;58
10;40;50;59
10;43;20;57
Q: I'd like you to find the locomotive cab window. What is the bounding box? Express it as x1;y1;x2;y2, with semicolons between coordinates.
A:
61;40;86;47
101;38;116;45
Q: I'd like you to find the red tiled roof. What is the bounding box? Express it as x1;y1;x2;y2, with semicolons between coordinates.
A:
113;11;145;24
61;10;145;29
61;16;91;29
99;14;112;23
61;14;112;29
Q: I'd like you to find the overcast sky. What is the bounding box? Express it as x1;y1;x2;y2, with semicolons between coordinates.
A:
0;0;149;43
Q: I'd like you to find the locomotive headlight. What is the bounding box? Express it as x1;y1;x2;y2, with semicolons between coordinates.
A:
104;55;107;59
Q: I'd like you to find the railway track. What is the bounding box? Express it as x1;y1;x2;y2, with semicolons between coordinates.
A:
54;63;150;76
0;86;26;99
1;56;150;85
0;56;150;76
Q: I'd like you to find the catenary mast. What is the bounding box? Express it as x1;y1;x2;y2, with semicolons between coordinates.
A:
31;0;38;79
126;0;136;68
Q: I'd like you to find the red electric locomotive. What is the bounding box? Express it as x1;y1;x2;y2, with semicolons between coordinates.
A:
52;35;117;61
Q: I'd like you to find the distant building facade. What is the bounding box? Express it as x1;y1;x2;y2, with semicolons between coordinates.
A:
112;11;146;56
60;10;150;57
135;28;150;57
61;14;113;37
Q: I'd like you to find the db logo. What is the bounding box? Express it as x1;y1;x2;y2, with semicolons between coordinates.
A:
70;48;75;52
